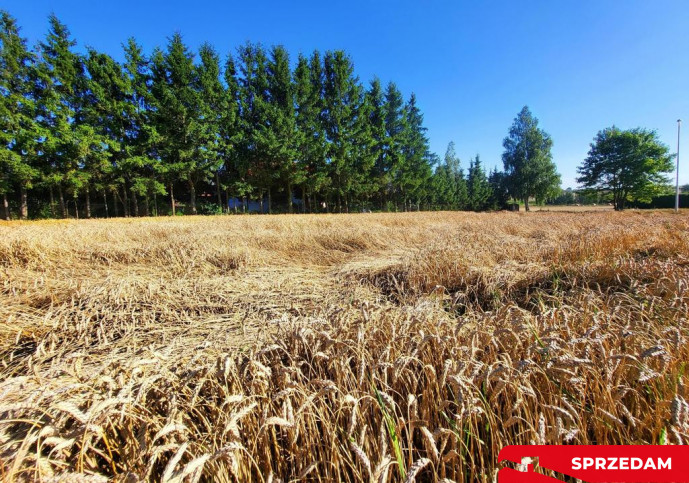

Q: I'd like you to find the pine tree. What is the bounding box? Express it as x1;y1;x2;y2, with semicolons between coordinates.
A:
81;49;125;217
348;81;376;210
0;14;450;219
0;11;40;219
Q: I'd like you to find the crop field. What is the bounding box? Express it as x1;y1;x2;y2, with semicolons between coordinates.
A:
1;211;688;482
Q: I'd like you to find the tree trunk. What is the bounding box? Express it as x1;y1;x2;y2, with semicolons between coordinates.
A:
143;195;150;217
85;188;91;218
524;197;530;212
132;190;139;217
112;191;119;217
267;188;272;214
154;191;158;216
302;186;307;214
20;185;28;220
170;183;176;216
287;182;293;213
58;185;67;218
188;179;197;215
122;187;130;217
74;196;79;220
49;187;56;218
216;172;223;212
2;192;9;220
103;190;109;218
259;191;264;214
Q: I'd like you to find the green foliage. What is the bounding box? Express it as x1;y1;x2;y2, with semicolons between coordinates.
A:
467;155;492;211
1;12;537;218
502;106;561;211
322;50;373;212
577;126;674;210
0;10;40;219
151;33;203;213
431;142;468;210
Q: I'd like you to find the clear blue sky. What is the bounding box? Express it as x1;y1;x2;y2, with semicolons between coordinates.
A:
5;0;689;187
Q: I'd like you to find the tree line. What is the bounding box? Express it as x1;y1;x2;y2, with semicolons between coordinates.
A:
0;11;569;219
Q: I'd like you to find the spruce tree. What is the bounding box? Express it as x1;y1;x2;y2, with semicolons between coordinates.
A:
196;42;226;211
237;42;272;212
399;93;432;210
441;141;467;209
366;78;387;207
383;81;406;207
123;38;164;217
37;14;83;218
151;33;202;214
219;53;242;211
322;50;367;212
294;51;328;212
264;45;301;213
467;154;492;211
0;11;40;219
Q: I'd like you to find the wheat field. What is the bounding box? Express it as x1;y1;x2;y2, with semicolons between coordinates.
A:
1;211;688;482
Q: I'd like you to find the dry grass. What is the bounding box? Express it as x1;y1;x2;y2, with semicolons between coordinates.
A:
0;210;688;481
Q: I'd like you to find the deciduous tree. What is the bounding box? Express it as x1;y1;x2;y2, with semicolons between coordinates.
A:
577;127;673;210
502;106;560;211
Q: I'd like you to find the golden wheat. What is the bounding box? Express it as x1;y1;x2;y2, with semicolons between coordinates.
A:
0;210;687;481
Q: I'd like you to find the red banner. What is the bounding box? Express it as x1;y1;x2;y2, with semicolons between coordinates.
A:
498;445;689;482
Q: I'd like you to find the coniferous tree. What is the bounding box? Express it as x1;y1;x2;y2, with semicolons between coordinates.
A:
322;50;366;212
122;38;164;217
467;154;492;211
488;168;509;210
219;53;243;211
399;93;432;210
348;81;376;210
81;49;125;217
0;13;474;218
38;14;84;218
0;11;40;219
383;81;406;207
294;51;328;212
437;141;467;209
263;45;302;213
366;78;387;206
237;42;272;212
196;42;227;211
151;33;202;214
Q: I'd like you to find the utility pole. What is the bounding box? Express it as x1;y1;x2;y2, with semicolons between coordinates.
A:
676;119;682;213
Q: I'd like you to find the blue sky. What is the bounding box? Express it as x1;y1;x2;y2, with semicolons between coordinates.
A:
5;0;688;187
